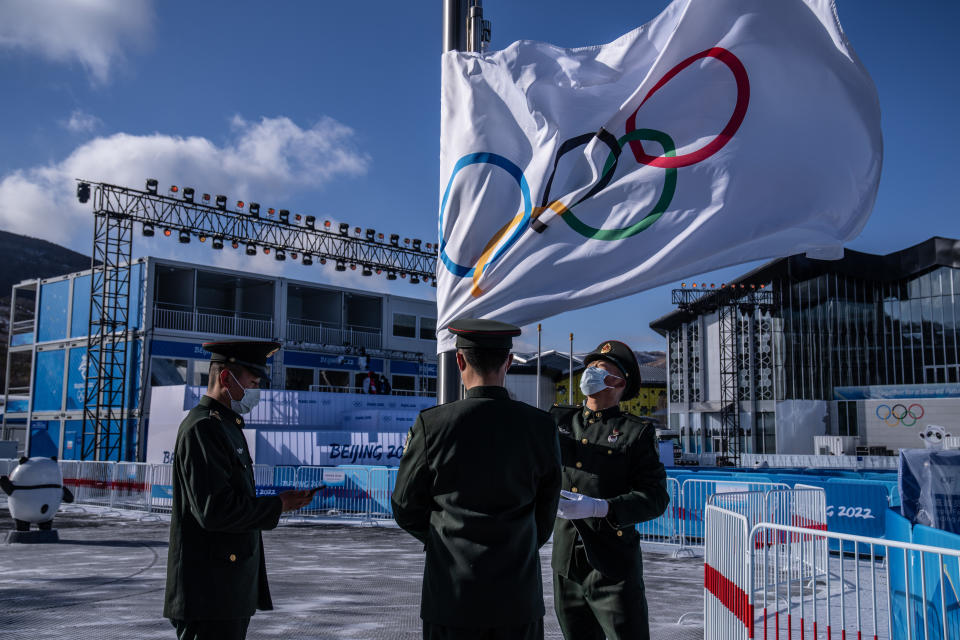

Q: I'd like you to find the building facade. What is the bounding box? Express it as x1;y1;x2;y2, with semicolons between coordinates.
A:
2;256;438;461
651;237;960;456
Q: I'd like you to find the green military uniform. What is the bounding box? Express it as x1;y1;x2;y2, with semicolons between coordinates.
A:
164;341;284;640
392;319;562;639
551;341;670;640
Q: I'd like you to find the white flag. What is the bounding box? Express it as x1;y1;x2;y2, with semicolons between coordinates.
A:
437;0;882;351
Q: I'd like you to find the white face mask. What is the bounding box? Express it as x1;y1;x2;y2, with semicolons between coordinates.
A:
228;371;261;414
579;365;622;397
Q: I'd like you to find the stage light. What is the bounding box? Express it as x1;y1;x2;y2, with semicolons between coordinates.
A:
377;233;384;241
145;179;158;194
183;187;195;203
319;258;327;265
412;238;422;251
275;249;286;261
212;237;224;250
279;209;290;223
263;247;271;255
295;214;301;222
365;229;375;241
389;234;399;247
387;270;397;280
375;268;382;275
426;242;433;250
203;193;211;203
400;272;407;279
163;228;172;237
302;253;313;266
246;243;257;256
169;185;179;194
362;265;372;276
249;202;260;217
142;224;154;237
305;216;316;229
404;238;410;245
268;208;275;215
199;235;207;243
76;182;91;203
336;260;346;271
324;220;331;229
681;282;686;288
178;230;190;243
410;275;420;284
215;195;227;210
290;253;297;260
354;227;361;236
236;200;245;210
231;240;239;249
349;263;356;270
431;279;437;288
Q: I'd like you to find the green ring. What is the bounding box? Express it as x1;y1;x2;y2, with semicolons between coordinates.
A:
557;128;677;241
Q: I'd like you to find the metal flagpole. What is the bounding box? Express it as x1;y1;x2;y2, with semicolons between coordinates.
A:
569;333;574;404
438;1;491;405
438;0;469;406
536;324;542;408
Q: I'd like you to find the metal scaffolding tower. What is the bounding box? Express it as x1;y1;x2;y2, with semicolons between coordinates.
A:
78;179;438;461
672;285;775;466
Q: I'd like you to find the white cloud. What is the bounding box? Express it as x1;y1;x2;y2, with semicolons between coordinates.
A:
0;115;371;251
0;0;152;84
62;109;102;133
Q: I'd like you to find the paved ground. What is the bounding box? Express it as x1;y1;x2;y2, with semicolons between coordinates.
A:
0;506;704;639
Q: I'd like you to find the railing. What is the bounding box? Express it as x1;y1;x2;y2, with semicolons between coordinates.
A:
704;494;960;640
286;321;383;349
153;306;275;339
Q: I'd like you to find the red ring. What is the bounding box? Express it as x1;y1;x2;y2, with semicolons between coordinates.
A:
908;403;924;420
626;47;750;169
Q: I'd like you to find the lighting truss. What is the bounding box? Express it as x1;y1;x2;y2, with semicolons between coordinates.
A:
671;285;775;466
88;181;437;280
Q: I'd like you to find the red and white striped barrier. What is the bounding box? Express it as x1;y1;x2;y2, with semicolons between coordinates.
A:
705;504;752;639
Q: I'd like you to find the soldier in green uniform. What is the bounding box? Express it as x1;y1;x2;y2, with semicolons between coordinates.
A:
551;340;670;640
392;319;562;640
163;340;315;640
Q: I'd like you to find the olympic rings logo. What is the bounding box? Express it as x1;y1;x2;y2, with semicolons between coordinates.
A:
875;403;924;427
439;47;750;297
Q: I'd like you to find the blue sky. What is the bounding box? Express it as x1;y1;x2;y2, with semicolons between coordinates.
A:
0;0;957;354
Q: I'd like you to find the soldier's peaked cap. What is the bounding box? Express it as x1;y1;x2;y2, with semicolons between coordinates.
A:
448;318;521;349
583;340;641;401
203;340;281;378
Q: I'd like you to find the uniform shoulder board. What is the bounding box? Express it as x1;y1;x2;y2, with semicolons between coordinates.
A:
623;413;658;430
209;409;222;421
549;403;581;417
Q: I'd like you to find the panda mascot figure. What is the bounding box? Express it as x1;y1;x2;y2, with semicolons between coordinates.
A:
1;456;74;543
919;425;951;450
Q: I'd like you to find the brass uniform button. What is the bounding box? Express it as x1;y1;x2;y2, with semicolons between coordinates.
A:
607;449;613;455
236;418;241;425
616;530;623;537
581;438;588;444
229;553;237;562
596;411;603;418
575;461;582;469
587;419;595;424
571;487;578;493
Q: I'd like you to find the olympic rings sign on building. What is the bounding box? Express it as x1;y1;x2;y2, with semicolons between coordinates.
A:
875;403;924;427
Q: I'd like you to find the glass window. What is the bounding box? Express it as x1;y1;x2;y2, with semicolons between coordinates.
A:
37;280;70;342
392;374;415;391
420;376;437;394
393;313;416;338
420;317;437;341
285;367;314;391
317;370;350;389
151;357;187;386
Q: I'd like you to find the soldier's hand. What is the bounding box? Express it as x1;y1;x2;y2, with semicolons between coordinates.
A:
278;489;315;513
557;490;609;519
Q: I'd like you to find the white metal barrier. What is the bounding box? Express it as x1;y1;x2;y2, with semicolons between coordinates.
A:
740;453;899;470
705;505;752;638
148;463;173;513
680;479;790;551
749;524;960;640
293;466;370;519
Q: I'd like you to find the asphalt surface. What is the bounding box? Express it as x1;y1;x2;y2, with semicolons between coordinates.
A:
0;505;705;639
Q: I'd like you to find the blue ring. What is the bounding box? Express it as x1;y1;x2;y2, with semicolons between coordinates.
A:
438;152;532;278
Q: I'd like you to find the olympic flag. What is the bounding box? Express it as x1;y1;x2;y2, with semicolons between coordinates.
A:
436;0;882;350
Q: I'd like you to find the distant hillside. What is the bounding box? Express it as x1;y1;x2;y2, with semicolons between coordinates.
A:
0;230;91;394
0;230;91;297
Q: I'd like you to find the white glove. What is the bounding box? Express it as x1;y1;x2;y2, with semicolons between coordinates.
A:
557;489;609;520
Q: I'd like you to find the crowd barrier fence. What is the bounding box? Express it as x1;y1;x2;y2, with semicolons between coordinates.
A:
704;495;960;640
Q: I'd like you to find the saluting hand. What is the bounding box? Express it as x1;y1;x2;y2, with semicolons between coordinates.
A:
557;490;609;519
